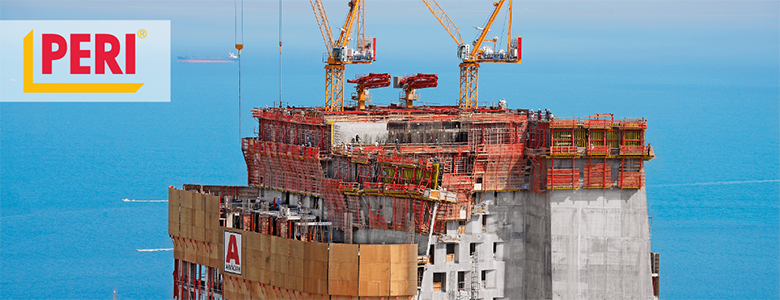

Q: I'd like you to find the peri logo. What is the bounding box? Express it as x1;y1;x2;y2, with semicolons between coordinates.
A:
23;30;144;93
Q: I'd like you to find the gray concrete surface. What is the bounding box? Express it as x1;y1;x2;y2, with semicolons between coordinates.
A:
550;188;653;300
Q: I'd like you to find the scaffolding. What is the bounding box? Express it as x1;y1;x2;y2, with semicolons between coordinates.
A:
584;163;611;189
243;107;649;241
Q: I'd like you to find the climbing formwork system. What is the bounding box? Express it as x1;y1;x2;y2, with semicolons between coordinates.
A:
172;105;654;300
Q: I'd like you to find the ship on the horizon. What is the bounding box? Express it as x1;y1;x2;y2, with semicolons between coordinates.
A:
177;53;238;63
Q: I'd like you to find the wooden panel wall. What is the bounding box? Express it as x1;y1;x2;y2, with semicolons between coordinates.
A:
170;188;418;299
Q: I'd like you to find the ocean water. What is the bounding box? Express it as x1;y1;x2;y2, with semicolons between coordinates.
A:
1;2;779;299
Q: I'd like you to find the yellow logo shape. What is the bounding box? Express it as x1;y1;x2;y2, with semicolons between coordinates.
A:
137;29;147;39
23;30;144;93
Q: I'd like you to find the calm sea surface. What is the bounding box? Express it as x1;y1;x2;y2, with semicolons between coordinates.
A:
1;53;778;299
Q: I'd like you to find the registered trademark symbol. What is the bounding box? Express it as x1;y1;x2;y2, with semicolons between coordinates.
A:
137;29;147;39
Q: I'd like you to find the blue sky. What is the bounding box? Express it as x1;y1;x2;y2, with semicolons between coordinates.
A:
2;1;777;63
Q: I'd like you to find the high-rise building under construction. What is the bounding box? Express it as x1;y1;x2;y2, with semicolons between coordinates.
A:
168;105;659;300
169;0;659;298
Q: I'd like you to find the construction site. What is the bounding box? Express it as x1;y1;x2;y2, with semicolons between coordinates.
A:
168;0;660;299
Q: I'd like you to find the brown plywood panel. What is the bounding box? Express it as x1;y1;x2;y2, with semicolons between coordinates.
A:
168;188;179;207
218;241;224;272
284;274;294;291
205;195;218;213
173;239;183;260
389;244;403;262
204;229;212;244
178;225;189;240
277;237;290;256
245;231;258;250
268;235;276;254
193;226;205;242
291;257;304;278
407;244;418;262
390;281;414;296
259;234;270;253
183;239;194;263
259;248;271;271
224;275;235;300
190;192;199;211
181;190;192;209
359;263;390;296
259;265;269;285
294;275;304;292
390;261;410;281
250;281;262;300
168;209;179;229
331;261;359;283
388;245;417;295
198;244;208;266
305;278;328;295
179;207;192;227
269;235;279;254
273;253;285;273
213;228;222;245
204;212;214;230
360;244;390;263
208;243;219;269
359;244;391;296
358;281;383;296
168;219;179;237
304;260;328;279
329;243;359;263
196;192;206;211
328;262;359;295
168;189;180;236
269;271;283;288
194;210;205;228
240;278;249;298
304;242;329;262
407;264;417;294
247;249;260;282
289;240;304;259
279;254;290;276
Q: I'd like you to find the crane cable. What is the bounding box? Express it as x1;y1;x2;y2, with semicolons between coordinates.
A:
279;0;283;107
235;0;244;142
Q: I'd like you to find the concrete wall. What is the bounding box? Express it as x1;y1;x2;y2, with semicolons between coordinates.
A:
417;191;552;300
491;191;552;300
333;122;388;144
550;188;652;299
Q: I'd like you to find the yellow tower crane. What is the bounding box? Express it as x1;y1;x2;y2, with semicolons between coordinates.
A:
422;0;522;109
310;0;375;111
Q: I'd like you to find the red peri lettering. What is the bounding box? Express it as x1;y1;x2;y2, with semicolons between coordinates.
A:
70;34;91;74
42;34;67;74
95;34;122;74
39;33;136;75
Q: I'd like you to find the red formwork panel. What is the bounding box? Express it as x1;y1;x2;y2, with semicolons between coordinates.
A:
546;168;578;190
584;163;612;189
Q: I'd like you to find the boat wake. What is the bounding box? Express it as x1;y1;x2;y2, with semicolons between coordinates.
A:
650;179;779;187
136;248;173;252
122;198;167;202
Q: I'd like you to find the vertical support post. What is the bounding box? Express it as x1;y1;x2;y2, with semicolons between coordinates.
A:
174;259;179;299
325;64;346;111
407;214;415;244
345;212;353;244
424;202;439;255
459;62;479;109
